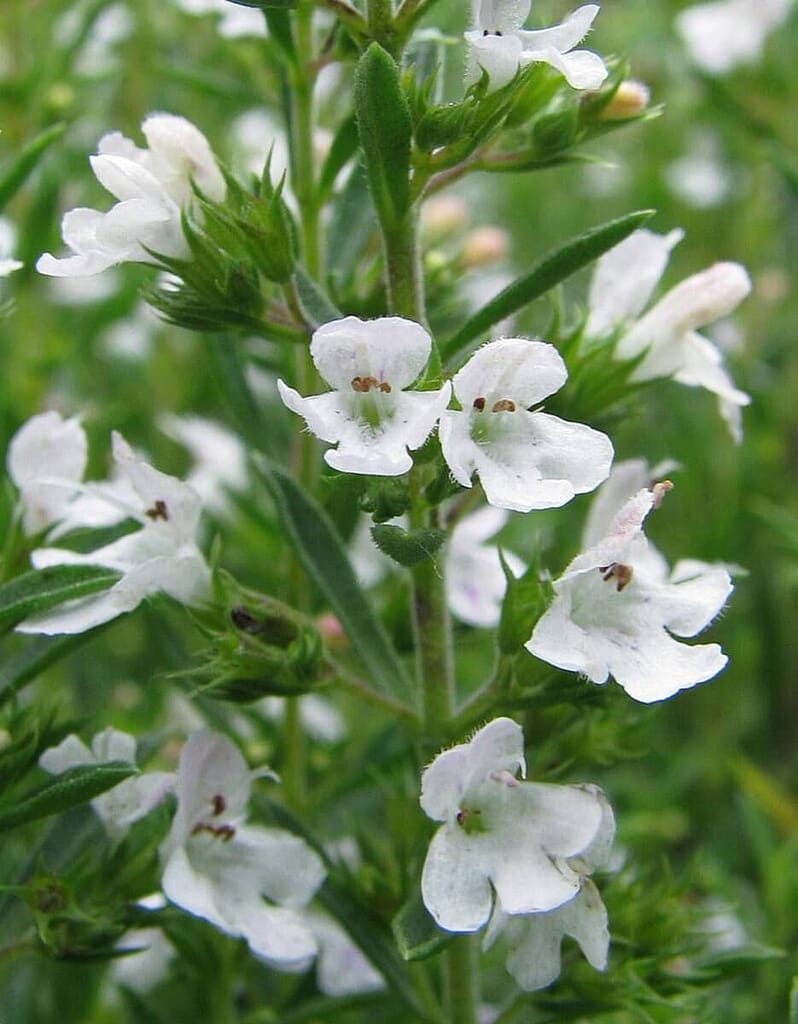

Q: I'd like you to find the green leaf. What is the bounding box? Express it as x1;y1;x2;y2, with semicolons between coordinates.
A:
371;524;446;567
293;264;342;328
0;565;120;635
0;634;93;707
254;458;415;705
354;44;412;233
325;162;378;293
318;114;359;201
205;335;277;458
392;888;453;961
790;976;798;1024
441;209;655;365
0;123;65;212
0;762;136;830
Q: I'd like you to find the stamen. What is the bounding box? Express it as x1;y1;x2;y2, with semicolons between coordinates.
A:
652;479;673;508
456;808;469;826
598;562;634;592
491;399;516;413
351;375;391;394
191;822;236;841
473;397;486;411
145;499;169;521
211;794;226;816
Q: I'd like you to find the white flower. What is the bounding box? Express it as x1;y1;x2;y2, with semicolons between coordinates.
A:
420;717;609;932
17;432;212;635
160;730;325;969
111;894;175;993
303;910;384;996
465;1;608;92
0;215;23;276
160;414;248;518
446;506;526;627
37;114;225;277
439;338;613;512
278;316;451;477
589;229;752;442
6;411;88;536
39;728;174;840
486;879;610;990
174;0;267;38
676;0;792;75
526;488;733;703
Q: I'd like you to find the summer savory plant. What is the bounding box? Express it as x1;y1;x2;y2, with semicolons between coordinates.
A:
0;0;784;1021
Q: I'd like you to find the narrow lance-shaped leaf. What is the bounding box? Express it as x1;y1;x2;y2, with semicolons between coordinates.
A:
0;565;121;635
0;762;136;830
254;458;415;706
441;209;655;366
354;44;413;233
293;264;343;328
0;123;65;212
392;888;453;962
0;633;98;707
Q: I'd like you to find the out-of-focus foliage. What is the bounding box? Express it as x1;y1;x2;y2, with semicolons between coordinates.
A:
0;0;796;1021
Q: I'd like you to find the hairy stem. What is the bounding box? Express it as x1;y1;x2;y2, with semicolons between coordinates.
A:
444;934;480;1024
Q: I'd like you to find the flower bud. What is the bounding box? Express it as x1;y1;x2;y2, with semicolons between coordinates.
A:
599;80;650;120
460;226;509;269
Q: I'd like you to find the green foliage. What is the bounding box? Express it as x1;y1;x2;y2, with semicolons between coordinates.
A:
354;44;413;234
0;565;120;634
371;523;446;568
0;762;136;831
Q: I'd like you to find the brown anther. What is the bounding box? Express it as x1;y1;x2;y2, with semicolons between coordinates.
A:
192;822;236;841
599;562;634;592
491;399;516;413
652;479;674;508
473;397;486;411
145;499;169;521
456;808;469;826
211;794;226;816
351;375;390;393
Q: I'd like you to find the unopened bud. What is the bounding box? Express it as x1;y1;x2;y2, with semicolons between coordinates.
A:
461;226;509;269
421;196;468;239
315;612;347;652
600;80;650;120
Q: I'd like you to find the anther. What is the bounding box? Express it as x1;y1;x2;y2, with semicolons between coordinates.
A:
652;479;673;508
211;794;226;816
491;399;516;413
598;562;634;592
351;375;391;394
473;397;486;411
145;499;169;521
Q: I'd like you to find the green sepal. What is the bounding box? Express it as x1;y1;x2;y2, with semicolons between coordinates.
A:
392;887;453;961
442;209;655;365
0;762;136;831
361;476;411;523
354;44;412;234
497;550;549;656
0;123;65;212
531;105;580;158
371;524;446;568
0;565;120;635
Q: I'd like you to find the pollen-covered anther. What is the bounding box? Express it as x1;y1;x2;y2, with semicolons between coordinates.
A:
652;479;674;508
191;822;236;841
491;399;516;413
599;562;634;592
351;375;391;394
145;499;169;521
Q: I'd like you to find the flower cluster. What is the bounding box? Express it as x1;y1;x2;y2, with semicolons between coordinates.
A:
9;416;212;634
37;114;225;277
420;717;614;989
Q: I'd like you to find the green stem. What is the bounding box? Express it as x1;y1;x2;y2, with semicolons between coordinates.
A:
384;209;426;322
409;482;454;733
291;1;321;280
366;0;400;58
444;934;480;1024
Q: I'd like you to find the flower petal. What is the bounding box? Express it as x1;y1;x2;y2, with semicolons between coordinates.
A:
310;316;433;392
516;4;600;53
421;827;495;931
451;339;568;410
